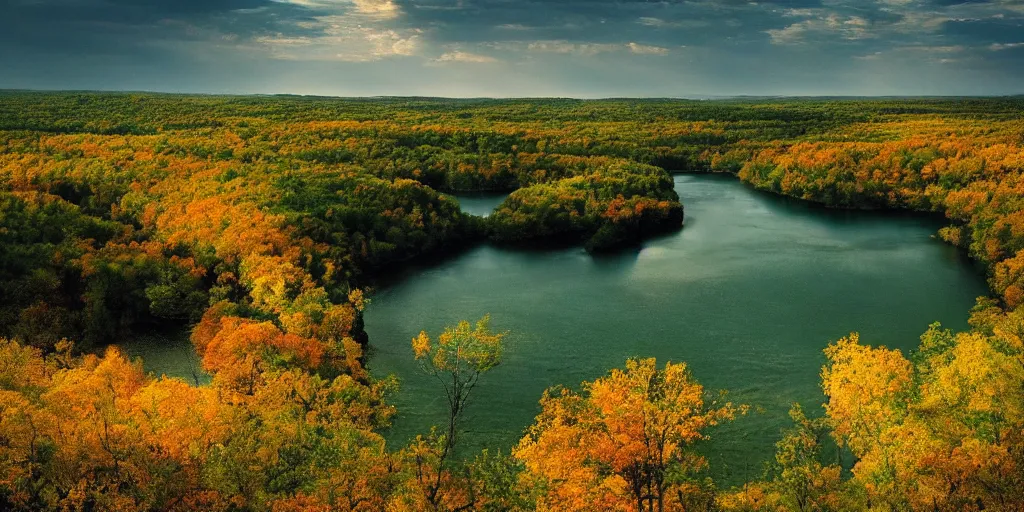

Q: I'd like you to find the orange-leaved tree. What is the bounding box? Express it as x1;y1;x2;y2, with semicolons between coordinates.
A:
516;357;745;512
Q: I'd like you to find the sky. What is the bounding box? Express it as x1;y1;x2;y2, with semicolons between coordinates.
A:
1;0;1023;97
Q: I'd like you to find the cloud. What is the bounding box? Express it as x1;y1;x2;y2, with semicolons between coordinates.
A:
524;40;622;56
497;24;532;31
990;42;1024;51
637;17;675;28
275;0;400;18
432;50;497;63
498;40;670;57
351;0;400;18
854;51;883;60
767;13;876;45
627;42;669;55
765;22;809;44
783;9;817;18
903;45;965;53
256;16;421;61
244;0;415;61
2;0;1024;95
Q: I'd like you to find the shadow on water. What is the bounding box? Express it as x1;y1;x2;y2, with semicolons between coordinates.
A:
115;325;210;386
673;170;957;227
589;245;641;273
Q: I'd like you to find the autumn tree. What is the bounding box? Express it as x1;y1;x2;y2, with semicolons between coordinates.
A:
405;315;504;511
768;405;842;512
516;358;744;512
821;326;1024;511
6;91;1024;512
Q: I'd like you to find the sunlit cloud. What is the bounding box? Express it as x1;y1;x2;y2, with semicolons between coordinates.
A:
351;0;399;18
767;14;875;45
496;40;671;57
432;50;497;63
627;42;669;55
990;42;1024;51
525;40;621;56
256;16;421;61
274;0;400;19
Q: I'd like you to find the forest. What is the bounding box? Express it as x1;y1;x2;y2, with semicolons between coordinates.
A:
0;91;1023;511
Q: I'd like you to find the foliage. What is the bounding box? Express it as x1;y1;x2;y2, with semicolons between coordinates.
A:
407;316;505;511
515;358;744;512
490;162;684;251
3;92;1024;510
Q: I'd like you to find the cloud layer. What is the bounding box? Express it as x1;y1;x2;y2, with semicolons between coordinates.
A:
1;0;1023;96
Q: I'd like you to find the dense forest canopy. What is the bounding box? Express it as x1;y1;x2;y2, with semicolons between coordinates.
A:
1;91;1023;511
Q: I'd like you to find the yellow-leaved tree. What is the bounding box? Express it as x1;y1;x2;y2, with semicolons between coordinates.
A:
821;323;1024;511
400;315;505;512
516;358;745;512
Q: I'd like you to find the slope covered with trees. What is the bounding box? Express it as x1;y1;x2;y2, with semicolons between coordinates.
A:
0;92;1023;510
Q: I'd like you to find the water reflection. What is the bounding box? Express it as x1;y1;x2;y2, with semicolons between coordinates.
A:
451;191;510;217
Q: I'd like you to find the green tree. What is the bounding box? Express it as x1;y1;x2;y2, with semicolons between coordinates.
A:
408;315;504;510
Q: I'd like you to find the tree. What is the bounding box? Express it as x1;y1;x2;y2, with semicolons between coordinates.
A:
407;315;504;511
516;358;744;512
769;404;842;512
821;326;1024;510
820;333;913;458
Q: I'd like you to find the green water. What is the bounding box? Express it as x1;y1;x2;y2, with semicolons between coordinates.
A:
364;173;987;483
115;328;210;385
445;191;508;217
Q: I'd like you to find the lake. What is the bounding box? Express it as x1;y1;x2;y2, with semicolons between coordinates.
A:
363;172;987;484
444;191;508;217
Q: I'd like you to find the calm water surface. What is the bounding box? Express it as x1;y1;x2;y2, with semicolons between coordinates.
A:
364;173;987;483
116;328;210;385
446;191;508;217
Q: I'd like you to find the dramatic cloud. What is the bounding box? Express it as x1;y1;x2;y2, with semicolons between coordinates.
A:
254;16;421;62
1;0;1022;96
278;0;400;18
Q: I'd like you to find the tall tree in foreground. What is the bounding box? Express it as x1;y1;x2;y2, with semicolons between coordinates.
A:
400;315;505;511
516;358;744;512
821;324;1024;511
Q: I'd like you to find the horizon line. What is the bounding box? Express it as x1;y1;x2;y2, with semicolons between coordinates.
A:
2;88;1023;102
